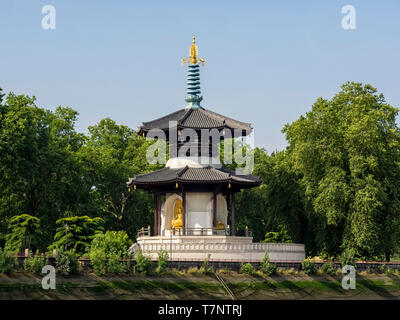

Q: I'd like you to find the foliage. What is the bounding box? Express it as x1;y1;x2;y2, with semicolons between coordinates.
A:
78;118;161;238
235;149;305;243
24;251;48;275
263;230;292;243
340;248;356;267
157;250;169;274
0;91;87;250
5;214;41;252
240;262;255;275
0;248;16;274
1;83;400;261
321;262;336;276
90;231;132;257
49;216;103;254
0;89;157;251
134;249;153;275
89;249;107;275
55;247;79;277
378;264;387;274
107;253;130;274
259;251;277;276
199;254;214;274
89;231;132;274
283;82;400;259
301;258;317;275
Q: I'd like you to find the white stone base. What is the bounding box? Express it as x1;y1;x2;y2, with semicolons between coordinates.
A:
133;236;305;262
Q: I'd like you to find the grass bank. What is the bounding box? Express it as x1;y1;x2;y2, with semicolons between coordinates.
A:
1;270;400;300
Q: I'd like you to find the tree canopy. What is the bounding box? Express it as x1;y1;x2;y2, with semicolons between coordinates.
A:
1;82;399;261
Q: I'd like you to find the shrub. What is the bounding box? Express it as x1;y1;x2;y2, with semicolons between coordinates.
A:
340;248;356;267
24;251;48;275
240;262;255;275
5;214;40;252
0;248;16;274
107;253;129;274
187;267;200;275
55;247;79;277
259;251;277;276
199;254;214;274
321;262;336;276
49;216;104;254
385;267;395;275
90;231;132;257
378;264;387;274
90;249;107;275
301;258;317;275
134;249;152;275
157;250;169;274
89;231;132;275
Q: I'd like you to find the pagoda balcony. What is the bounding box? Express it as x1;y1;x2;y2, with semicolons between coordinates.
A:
137;226;253;238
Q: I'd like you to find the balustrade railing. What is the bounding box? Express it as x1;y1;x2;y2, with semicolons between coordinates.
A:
137;226;151;238
171;227;229;236
137;225;253;238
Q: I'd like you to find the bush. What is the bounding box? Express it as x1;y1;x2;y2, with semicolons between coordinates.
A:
378;264;387;274
24;251;48;275
259;251;277;276
187;267;200;275
90;231;132;257
134;249;152;275
90;249;107;275
321;262;336;276
107;253;130;274
0;248;16;274
157;250;169;274
301;258;317;275
240;262;255;275
55;247;79;277
340;248;356;267
89;231;132;275
199;254;214;274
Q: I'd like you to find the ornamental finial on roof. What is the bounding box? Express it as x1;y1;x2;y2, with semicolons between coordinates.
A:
181;36;206;66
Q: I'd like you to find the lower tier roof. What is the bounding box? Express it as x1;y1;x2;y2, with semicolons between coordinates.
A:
127;165;261;191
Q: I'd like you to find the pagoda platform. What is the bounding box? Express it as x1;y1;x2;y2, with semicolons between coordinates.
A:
130;234;305;262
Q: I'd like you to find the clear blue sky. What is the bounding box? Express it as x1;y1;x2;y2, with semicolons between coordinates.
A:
1;0;399;152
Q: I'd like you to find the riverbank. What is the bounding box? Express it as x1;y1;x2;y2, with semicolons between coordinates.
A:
1;271;400;300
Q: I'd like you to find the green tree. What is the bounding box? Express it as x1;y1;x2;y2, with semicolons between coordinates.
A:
0;90;87;249
5;214;40;252
49;216;104;254
78;118;161;238
235;148;305;243
283;82;400;260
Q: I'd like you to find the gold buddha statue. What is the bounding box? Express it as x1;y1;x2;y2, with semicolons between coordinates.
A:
216;220;225;230
171;199;183;229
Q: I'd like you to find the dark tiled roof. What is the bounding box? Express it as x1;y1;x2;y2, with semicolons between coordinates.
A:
139;107;252;132
127;165;261;187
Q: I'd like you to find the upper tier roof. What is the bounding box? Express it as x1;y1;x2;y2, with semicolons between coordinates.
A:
138;107;252;135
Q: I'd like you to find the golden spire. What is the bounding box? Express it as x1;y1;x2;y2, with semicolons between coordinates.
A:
182;36;206;66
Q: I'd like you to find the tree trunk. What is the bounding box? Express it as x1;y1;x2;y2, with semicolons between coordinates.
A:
385;251;391;262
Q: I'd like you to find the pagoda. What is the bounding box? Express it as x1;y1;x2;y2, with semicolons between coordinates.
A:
127;37;305;262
